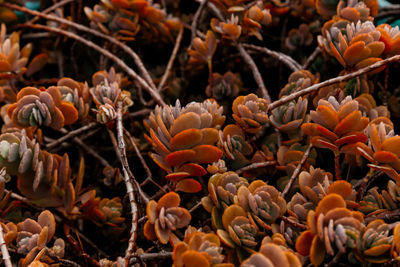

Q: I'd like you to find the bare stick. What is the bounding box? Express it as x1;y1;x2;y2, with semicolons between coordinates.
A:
130;251;172;263
189;201;203;213
158;24;184;91
191;0;209;42
302;47;321;70
2;2;158;93
242;43;302;72
0;224;12;267
47;122;98;150
115;102;138;262
59;128;111;167
27;0;75;24
237;43;271;104
19;23;165;106
129;109;151;118
268;54;400;111
282;144;312;198
236;161;276;175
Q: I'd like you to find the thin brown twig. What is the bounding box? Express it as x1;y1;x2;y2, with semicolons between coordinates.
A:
128;109;151;118
59;128;111;167
158;24;184;91
130;251;172;263
0;224;12;267
282;144;312;198
242;43;302;72
235;161;277;175
27;0;75;24
2;2;159;95
18;23;165;106
115;101;139;262
302;47;321;70
237;43;272;104
268;54;400;111
47;122;98;150
191;0;209;42
189;201;203;213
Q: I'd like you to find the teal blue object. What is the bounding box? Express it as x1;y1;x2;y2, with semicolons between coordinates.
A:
377;0;400;27
15;1;41;21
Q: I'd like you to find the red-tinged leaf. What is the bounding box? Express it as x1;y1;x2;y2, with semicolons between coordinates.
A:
165;172;190;182
169;128;203;151
335;132;367;146
310;136;338;151
59;102;78;125
373;151;399;163
165;150;196;167
367;164;400;181
192;145;223;164
178;163;207;176
176;179;202;193
25;53;48;77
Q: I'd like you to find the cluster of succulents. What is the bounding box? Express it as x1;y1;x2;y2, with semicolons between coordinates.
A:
3;0;400;266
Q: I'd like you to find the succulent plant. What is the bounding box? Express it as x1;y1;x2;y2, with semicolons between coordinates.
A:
285;24;313;51
172;229;233;267
270;97;308;138
6;86;78;130
241;238;301;267
144;192;191;244
16;210;56;266
356;119;400;180
211;15;242;41
302;96;369;153
318;21;385;70
237;180;287;230
296;193;365;266
217;204;258;250
144;99;225;193
232;94;269;134
57;77;90;120
242;4;272;40
359;180;400;214
354;219;393;263
279;70;316;97
206;72;240;100
377;24;400;57
189;31;217;66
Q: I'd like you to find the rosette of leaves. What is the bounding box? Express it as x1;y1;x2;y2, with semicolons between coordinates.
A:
241;237;301;267
289;167;357;221
0;24;47;82
270;97;308;139
295;194;365;266
355;93;389;120
206;72;240;101
356;119;400;180
90;68;133;123
188;31;217;68
312;86;344;108
335;0;373;23
211;15;242;41
301;96;369;159
276;143;317;174
237;180;286;230
377;24;400;57
285;24;313;51
0;129;83;212
144;99;225;193
202;171;248;228
218;124;253;169
57;77;90;120
6;86;78;130
242;4;272;40
279;70;316;97
318;21;385;70
216;204;258;254
316;0;378;20
0;221;17;246
172;230;234;267
144;192;191;244
359;180;400;214
16;210;57;266
84;0;179;41
232;94;269;134
353;219;393;263
80;190;125;227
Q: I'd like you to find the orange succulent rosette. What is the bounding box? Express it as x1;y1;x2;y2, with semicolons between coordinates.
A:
7;86;78;130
